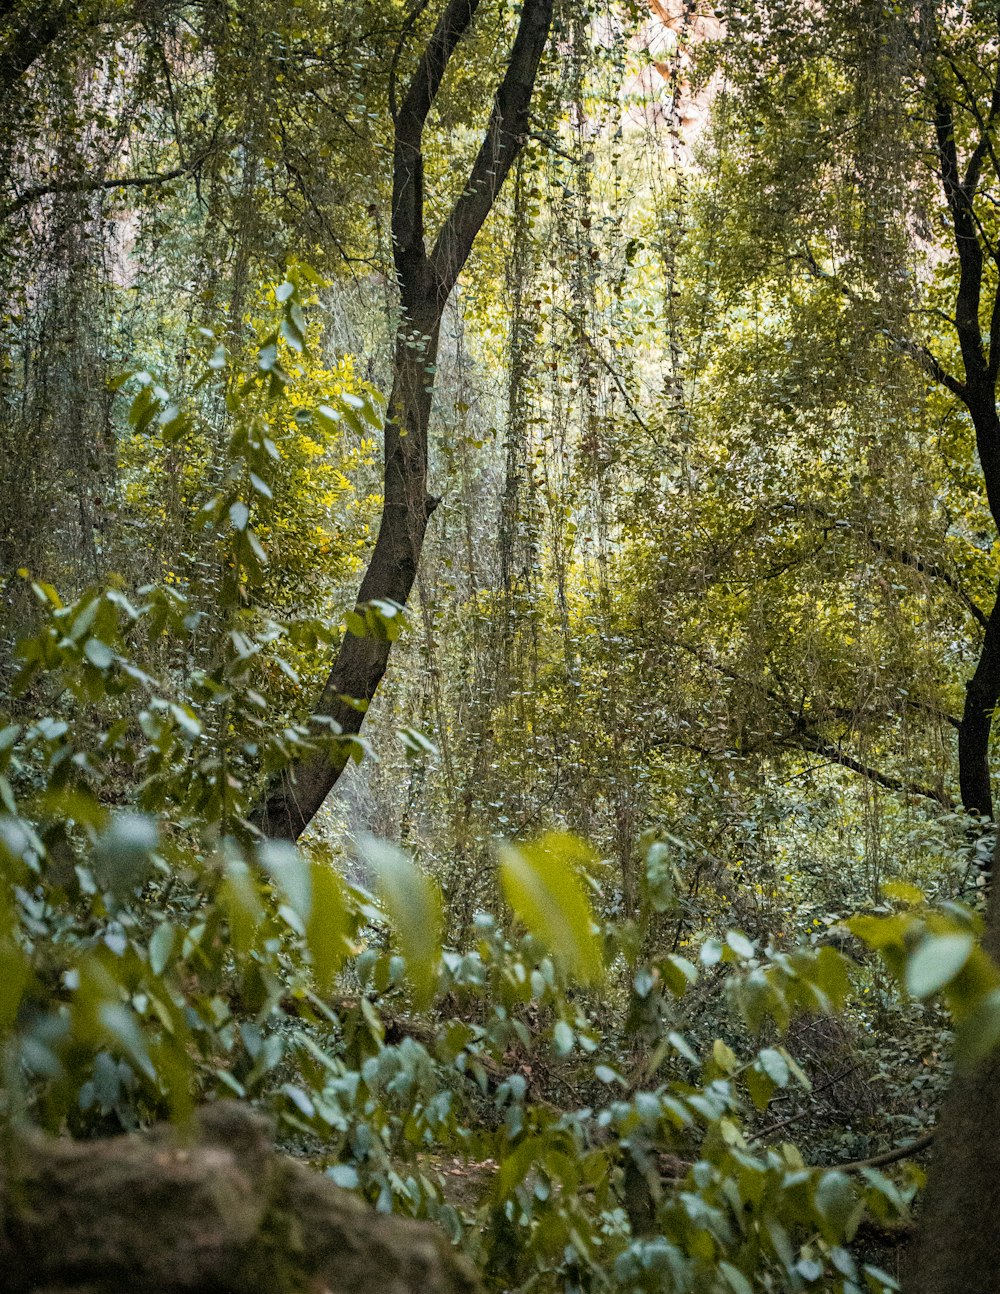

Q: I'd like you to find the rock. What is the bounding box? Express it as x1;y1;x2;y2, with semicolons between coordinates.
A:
0;1103;479;1294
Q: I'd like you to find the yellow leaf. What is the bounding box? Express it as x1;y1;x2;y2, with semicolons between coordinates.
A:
499;833;604;984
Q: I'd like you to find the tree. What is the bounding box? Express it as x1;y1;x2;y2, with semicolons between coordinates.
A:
253;0;554;839
712;4;1000;1284
920;9;1000;824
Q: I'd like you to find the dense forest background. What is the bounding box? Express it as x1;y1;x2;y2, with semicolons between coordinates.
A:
5;2;1000;1291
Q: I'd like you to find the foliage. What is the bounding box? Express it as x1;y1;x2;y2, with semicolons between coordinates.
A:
8;0;1000;1289
4;310;999;1291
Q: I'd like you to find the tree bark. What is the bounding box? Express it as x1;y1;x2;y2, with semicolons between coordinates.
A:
890;27;1000;1288
958;575;1000;820
909;839;1000;1293
255;317;441;838
254;0;553;839
0;1103;479;1294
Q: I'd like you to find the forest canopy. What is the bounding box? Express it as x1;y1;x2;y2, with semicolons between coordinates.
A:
4;1;1000;1291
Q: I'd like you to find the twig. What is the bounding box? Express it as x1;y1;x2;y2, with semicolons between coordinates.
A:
837;1130;935;1173
2;149;213;220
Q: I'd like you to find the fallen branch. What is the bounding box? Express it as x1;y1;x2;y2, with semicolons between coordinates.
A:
836;1129;935;1173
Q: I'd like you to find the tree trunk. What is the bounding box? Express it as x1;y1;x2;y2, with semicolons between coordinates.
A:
0;1103;478;1294
254;314;440;839
254;0;553;839
909;840;1000;1292
958;576;1000;822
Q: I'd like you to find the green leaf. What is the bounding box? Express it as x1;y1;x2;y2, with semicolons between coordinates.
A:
727;930;756;960
397;726;438;759
745;1065;775;1111
955;986;1000;1065
553;1020;574;1054
720;1262;754;1294
92;814;159;901
0;939;30;1032
813;1169;858;1241
758;1047;790;1087
98;1001;156;1081
662;953;698;996
307;862;352;992
258;841;311;923
883;880;924;906
905;932;974;998
359;834;442;1009
221;859;265;955
316;404;342;431
169;703;202;740
862;1266;900;1292
148;922;176;977
83;638;114;669
668;1030;699;1064
498;833;604;984
644;840;678;912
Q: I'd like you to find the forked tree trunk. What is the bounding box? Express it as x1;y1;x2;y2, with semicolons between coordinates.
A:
921;63;1000;833
906;39;1000;1282
254;0;554;840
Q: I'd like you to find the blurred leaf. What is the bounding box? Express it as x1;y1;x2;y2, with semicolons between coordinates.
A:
662;953;698;996
92;814;159;901
498;833;604;984
83;638;114;670
553;1020;574;1054
883;880;924;906
148;922;176;977
906;932;975;999
307;862;352;992
258;840;311;922
359;834;442;1009
221;858;266;954
758;1047;790;1087
726;930;756;960
955;986;1000;1065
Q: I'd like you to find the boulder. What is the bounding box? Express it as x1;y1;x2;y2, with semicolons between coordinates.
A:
0;1103;479;1294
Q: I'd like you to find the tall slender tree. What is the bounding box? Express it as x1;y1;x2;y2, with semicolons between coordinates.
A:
254;0;555;839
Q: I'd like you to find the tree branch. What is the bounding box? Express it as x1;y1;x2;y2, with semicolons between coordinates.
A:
935;87;990;385
837;1130;935;1173
796;244;968;399
387;0;434;124
663;633;957;811
1;151;212;220
784;730;956;810
392;0;482;290
864;532;990;631
430;0;553;301
779;498;989;630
